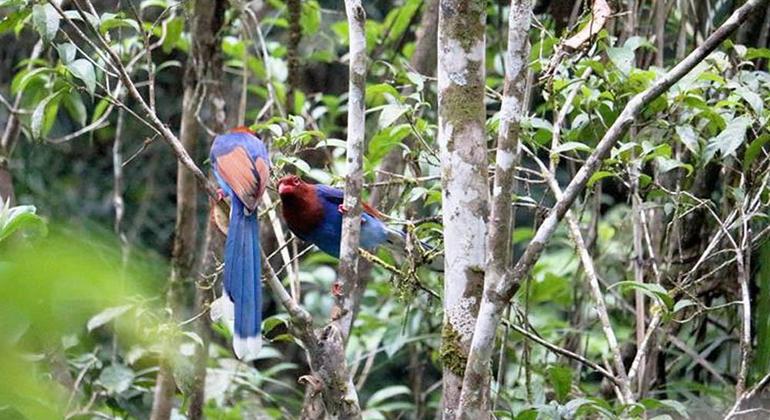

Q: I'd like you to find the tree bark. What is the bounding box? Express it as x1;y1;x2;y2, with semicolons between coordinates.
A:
150;0;225;417
457;1;531;416
331;0;367;346
654;0;666;67
437;0;489;417
461;0;766;414
286;0;301;112
0;40;43;203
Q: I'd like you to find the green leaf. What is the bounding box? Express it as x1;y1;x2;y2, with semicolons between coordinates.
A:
587;171;614;187
655;157;693;176
406;72;424;91
746;48;770;60
607;47;635;75
733;86;763;115
551;141;592;155
368;124;410;164
162;17;183;53
67;59;96;95
0;203;47;242
673;299;696;313
98;364;134;394
743;134;770;171
0;9;32;35
704;115;751;162
262;314;289;335
611;281;674;309
300;0;321;36
32;4;60;42
366;385;410;408
675;126;699;155
99;13;139;34
378;104;409;129
56;43;76;64
31;89;63;139
546;365;572;402
62;92;87;127
91;98;111;123
87;304;132;331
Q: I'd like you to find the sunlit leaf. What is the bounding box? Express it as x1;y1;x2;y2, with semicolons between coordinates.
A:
87;304;133;332
32;4;59;42
67;58;96;95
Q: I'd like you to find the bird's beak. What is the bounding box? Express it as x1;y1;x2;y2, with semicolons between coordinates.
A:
278;182;291;195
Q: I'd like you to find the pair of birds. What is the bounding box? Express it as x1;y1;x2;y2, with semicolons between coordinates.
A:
210;127;437;360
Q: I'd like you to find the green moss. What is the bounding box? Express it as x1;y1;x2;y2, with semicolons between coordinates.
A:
439;60;485;128
441;322;467;377
446;0;486;51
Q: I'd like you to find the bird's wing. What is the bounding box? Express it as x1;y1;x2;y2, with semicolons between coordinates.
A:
315;184;383;219
214;146;266;212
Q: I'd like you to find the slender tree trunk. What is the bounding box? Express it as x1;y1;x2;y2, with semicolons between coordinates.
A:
675;0;689;61
332;0;367;345
149;57;200;420
461;0;766;414
437;1;488;417
654;0;666;66
0;40;43;203
457;1;531;416
150;0;225;417
286;0;301;112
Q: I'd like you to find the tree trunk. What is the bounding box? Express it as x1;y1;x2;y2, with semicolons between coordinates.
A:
457;1;531;416
437;0;489;417
150;0;225;417
460;0;765;415
0;40;43;203
654;0;666;67
286;0;301;112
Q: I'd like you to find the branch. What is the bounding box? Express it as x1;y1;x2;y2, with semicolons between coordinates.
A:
458;0;531;415
526;146;634;402
49;0;220;200
461;0;766;415
332;0;367;343
500;0;766;308
504;320;621;387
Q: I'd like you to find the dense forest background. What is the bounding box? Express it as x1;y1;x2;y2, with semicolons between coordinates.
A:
1;0;770;418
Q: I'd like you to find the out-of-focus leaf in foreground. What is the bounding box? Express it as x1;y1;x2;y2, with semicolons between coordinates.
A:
0;226;164;419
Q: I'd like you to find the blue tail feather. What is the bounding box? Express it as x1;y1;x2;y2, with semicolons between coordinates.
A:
224;200;262;360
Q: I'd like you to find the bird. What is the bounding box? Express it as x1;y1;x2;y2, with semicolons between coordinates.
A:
276;175;442;271
210;126;269;360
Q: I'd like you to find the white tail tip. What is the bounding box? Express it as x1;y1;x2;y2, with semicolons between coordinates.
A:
233;335;262;361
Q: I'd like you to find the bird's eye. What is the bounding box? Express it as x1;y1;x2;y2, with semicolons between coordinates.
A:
292;177;300;186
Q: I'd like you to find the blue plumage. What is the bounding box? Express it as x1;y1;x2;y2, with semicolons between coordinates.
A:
301;184;388;257
277;175;442;270
210;128;269;360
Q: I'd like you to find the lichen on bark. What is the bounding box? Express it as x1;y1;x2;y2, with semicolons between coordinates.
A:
441;322;468;377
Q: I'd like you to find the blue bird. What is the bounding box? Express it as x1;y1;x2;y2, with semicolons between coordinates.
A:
210;127;269;360
277;175;442;271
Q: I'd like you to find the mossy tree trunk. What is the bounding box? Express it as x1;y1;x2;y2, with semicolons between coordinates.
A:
437;0;489;417
457;1;532;416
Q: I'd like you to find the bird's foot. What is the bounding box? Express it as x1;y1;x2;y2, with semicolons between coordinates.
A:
331;282;343;297
215;188;226;202
337;204;348;215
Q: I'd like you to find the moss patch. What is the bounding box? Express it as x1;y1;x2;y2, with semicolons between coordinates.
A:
441;322;468;377
439;60;485;128
445;0;486;51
